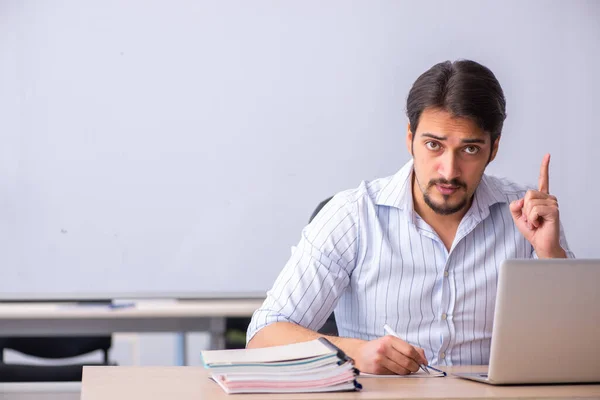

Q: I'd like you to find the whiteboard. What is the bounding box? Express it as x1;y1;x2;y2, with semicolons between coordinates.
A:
1;0;598;298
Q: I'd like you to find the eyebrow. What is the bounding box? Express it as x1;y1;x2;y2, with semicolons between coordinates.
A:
421;133;486;145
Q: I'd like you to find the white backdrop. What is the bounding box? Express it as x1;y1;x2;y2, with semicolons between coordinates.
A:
0;0;598;298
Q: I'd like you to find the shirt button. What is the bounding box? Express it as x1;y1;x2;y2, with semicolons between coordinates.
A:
442;313;447;320
440;352;446;359
444;270;449;277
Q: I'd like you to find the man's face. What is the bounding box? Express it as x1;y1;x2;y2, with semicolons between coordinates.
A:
406;108;499;216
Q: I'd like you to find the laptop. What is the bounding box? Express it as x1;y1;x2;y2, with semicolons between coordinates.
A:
454;259;600;385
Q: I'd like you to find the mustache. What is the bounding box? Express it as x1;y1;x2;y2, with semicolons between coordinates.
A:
428;178;467;189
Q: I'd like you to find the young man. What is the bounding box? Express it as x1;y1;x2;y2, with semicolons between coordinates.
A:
246;60;574;375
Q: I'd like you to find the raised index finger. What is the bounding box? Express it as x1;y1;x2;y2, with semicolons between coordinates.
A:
538;153;550;194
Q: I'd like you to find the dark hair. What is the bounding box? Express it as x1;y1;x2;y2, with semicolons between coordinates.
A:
406;60;506;144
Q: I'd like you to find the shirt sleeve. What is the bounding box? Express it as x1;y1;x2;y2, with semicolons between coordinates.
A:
246;193;359;344
531;221;575;258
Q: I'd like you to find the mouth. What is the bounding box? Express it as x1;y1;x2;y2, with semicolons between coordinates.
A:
435;184;461;196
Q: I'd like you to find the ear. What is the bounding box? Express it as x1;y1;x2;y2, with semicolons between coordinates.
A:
488;135;500;163
406;123;413;156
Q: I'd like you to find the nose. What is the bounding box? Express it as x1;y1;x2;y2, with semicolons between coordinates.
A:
438;151;461;182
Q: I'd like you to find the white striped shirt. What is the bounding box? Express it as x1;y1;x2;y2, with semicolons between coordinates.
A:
247;160;574;365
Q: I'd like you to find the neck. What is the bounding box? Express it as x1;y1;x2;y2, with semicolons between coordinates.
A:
411;173;472;229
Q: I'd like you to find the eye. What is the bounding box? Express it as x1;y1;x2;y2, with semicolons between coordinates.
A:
464;146;480;155
425;141;441;151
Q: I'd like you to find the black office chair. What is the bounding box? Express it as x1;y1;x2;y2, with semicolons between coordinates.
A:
225;317;252;349
309;196;339;336
0;301;114;382
227;196;338;347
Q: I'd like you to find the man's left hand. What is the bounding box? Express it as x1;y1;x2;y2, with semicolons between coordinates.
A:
509;154;566;258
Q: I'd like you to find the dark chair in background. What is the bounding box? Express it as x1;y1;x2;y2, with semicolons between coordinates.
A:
0;301;114;382
309;196;338;336
224;196;338;348
309;196;334;224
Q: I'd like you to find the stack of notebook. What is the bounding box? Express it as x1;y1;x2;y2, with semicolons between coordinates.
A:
201;338;362;394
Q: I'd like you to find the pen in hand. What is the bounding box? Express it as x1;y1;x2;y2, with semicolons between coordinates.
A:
383;323;429;375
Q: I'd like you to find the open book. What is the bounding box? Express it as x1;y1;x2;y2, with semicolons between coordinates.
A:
201;338;361;394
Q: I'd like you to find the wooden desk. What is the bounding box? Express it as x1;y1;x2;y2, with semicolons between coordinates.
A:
81;365;600;400
0;299;263;364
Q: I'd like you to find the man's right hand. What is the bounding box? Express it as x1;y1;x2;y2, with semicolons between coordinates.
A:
353;335;428;375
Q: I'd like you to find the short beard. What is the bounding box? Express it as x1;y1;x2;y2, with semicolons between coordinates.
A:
423;190;468;215
415;172;469;216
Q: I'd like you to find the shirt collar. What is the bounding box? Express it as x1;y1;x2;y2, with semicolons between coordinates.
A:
376;160;509;223
375;159;414;210
468;173;509;223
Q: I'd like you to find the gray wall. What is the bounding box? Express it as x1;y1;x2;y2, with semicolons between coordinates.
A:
0;0;599;356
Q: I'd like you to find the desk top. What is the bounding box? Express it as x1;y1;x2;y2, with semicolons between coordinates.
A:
81;366;600;400
0;299;264;319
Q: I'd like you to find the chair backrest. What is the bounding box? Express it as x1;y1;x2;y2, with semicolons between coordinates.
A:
309;196;333;223
310;196;338;336
0;336;112;361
